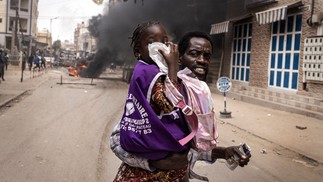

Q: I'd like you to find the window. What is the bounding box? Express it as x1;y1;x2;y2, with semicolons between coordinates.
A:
269;14;302;90
231;22;252;82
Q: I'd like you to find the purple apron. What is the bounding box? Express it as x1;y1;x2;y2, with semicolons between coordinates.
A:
120;61;189;160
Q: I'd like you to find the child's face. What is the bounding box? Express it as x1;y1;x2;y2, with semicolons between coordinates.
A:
137;24;168;64
180;37;212;81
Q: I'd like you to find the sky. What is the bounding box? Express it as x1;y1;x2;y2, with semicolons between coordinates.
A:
37;0;105;42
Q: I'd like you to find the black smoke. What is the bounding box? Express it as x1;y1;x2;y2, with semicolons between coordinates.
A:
85;0;229;77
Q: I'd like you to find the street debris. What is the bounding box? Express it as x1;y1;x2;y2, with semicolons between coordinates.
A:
267;113;271;117
261;149;267;154
292;159;315;168
296;125;307;130
275;151;281;155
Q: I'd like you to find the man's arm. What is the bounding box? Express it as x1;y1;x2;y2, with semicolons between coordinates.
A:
110;122;154;171
110;122;190;171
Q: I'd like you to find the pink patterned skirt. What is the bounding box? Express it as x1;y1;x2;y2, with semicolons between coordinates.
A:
113;163;189;182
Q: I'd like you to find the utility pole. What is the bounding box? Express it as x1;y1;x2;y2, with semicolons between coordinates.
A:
11;8;19;55
50;17;58;46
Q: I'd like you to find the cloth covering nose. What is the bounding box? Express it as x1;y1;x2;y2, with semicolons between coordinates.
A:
148;42;170;74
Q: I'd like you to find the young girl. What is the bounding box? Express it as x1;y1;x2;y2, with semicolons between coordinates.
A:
115;21;190;181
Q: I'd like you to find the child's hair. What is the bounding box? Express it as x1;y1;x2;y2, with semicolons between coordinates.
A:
178;31;213;56
130;21;161;55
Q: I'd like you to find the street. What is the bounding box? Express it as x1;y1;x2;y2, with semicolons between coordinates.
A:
0;69;322;182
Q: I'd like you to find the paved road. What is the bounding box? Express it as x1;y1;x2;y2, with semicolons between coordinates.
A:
0;69;128;181
0;68;322;181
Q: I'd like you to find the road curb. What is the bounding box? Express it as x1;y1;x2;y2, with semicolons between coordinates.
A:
0;90;30;110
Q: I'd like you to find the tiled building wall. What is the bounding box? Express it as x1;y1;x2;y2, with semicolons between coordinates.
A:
248;21;271;88
298;0;323;98
221;0;323;99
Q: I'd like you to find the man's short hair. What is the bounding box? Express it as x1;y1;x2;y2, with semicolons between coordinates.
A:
178;31;213;56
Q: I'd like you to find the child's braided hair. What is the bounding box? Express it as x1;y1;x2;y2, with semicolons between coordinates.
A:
130;21;160;57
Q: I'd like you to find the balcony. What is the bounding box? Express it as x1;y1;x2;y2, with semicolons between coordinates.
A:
20;8;29;12
245;0;277;8
19;29;27;33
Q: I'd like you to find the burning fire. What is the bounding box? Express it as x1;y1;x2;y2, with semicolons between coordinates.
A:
68;64;87;77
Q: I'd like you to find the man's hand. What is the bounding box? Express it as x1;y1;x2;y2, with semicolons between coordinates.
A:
212;146;251;167
148;151;188;170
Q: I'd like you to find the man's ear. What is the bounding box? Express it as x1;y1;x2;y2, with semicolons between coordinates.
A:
178;56;183;67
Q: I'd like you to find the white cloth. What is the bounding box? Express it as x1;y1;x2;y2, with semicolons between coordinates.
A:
148;42;170;73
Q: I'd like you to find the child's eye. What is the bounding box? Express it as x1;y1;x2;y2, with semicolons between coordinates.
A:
162;37;168;44
148;39;155;44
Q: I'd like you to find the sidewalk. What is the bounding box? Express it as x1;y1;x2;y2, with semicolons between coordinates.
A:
1;67;322;166
212;92;323;165
0;66;49;108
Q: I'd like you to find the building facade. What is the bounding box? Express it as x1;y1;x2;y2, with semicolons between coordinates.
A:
74;22;96;58
209;0;323;118
36;28;51;48
0;0;39;55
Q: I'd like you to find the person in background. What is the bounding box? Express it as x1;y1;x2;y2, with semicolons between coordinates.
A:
22;51;27;71
110;30;251;181
33;54;41;71
28;53;34;71
0;49;5;81
4;52;9;70
40;56;46;69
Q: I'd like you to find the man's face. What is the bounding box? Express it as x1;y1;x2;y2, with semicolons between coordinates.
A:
180;37;212;81
137;24;168;64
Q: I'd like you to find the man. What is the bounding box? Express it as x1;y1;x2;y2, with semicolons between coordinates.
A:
22;51;27;71
40;56;46;68
4;52;9;70
110;31;251;181
33;54;40;71
28;53;34;71
0;49;5;81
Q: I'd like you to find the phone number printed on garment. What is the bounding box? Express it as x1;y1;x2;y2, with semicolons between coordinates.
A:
121;117;152;135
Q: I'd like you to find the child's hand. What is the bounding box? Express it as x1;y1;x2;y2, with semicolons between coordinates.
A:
159;42;179;80
159;42;179;69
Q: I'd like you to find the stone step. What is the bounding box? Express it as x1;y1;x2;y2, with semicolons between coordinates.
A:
232;85;323;107
210;85;323;120
229;92;323;120
238;90;323;113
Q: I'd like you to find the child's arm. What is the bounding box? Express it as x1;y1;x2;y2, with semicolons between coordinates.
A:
159;42;179;84
151;76;175;113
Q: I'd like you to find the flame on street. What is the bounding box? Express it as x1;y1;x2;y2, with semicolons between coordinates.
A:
68;65;87;77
